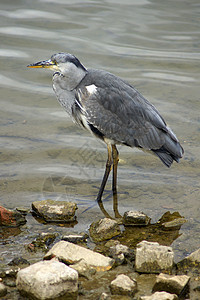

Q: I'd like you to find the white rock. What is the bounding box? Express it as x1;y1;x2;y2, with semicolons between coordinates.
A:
110;274;137;296
140;291;178;300
16;260;78;299
135;240;174;273
44;240;114;272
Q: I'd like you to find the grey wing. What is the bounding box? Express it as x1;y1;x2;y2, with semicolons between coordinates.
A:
74;84;183;166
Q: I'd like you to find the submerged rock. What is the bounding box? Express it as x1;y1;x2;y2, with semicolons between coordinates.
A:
89;218;121;242
110;274;137;296
140;291;178;300
152;273;190;296
16;260;78;300
32;199;77;223
44;240;114;272
123;210;151;226
135;240;174;273
0;205;26;227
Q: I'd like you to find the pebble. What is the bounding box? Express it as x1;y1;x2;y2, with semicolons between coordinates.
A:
140;291;178;300
152;273;190;296
89;218;121;242
110;274;137;296
16;259;78;299
32;199;77;222
0;205;26;227
123;210;151;226
44;240;114;272
135;240;174;273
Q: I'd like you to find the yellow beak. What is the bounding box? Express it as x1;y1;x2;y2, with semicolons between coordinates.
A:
27;59;56;70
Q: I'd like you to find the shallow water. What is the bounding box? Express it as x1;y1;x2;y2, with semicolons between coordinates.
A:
0;0;200;269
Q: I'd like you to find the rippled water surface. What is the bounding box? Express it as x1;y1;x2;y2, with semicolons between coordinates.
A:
0;0;200;267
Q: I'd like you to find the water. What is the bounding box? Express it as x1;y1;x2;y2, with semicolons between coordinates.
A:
0;0;200;267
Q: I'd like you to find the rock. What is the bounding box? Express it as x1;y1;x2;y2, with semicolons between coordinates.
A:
62;233;88;244
99;292;110;299
16;207;29;215
140;291;178;300
0;282;7;297
89;218;121;242
110;274;137;296
109;242;131;265
123;210;151;226
8;256;30;267
32;199;77;223
0;205;26;227
157;211;186;231
70;258;96;279
25;233;57;252
44;241;114;272
135;240;174;273
152;273;190;296
177;247;200;272
16;260;78;299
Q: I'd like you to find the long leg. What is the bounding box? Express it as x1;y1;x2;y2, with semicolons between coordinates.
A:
112;144;119;195
96;144;112;203
112;145;121;218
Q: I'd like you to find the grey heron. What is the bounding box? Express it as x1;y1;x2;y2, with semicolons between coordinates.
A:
28;53;184;214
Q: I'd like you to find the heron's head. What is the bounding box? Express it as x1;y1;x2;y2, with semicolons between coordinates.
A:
27;52;87;75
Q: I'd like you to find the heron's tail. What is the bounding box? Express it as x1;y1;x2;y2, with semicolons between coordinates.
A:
152;137;184;168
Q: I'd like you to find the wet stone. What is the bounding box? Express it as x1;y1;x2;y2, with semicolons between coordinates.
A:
135;240;174;274
152;273;190;296
110;274;137;297
16;260;78;300
32;199;77;223
89;218;121;242
0;282;7;297
158;211;186;231
109;242;131;265
140;291;178;300
177;247;200;272
44;240;114;272
0;205;26;227
123;210;151;226
62;233;88;244
8;256;30;267
16;207;29;215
